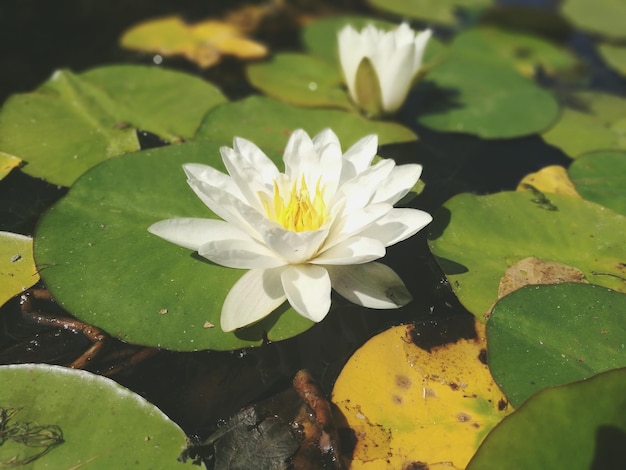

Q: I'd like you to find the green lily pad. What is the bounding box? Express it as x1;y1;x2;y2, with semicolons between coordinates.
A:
0;65;226;186
246;53;353;110
449;27;580;78
562;0;626;39
365;0;493;26
0;363;189;468
427;191;626;320
487;283;626;407
34;141;315;351
468;367;626;469
599;43;626;76
569;150;626;216
0;231;39;308
414;31;560;138
542;91;626;158
195;96;417;152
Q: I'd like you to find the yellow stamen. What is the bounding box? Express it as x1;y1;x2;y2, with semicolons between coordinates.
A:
264;176;326;232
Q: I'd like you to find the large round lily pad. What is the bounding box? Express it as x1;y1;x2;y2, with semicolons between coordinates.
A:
0;363;189;468
468;367;626;469
0;65;226;186
195;96;417;151
34;141;315;351
569;150;626;216
487;283;626;407
427;191;626;319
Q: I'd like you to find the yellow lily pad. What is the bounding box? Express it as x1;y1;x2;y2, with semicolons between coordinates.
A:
120;16;267;68
0;152;21;180
516;165;581;198
0;231;39;307
332;320;512;469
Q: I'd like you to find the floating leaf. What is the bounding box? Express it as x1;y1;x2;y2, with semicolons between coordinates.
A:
599;43;626;76
0;65;226;186
246;53;353;110
569;150;626;216
0;152;20;180
516;165;581;198
0;231;39;308
542;91;626;158
562;0;626;39
450;27;580;78
332;321;511;469
468;368;626;469
195;96;417;151
413;32;560;138
34;141;315;351
487;283;626;407
0;364;189;468
365;0;493;26
427;192;626;320
120;16;267;68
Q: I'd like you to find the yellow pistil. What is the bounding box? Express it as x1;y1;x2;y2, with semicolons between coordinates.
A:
265;176;326;232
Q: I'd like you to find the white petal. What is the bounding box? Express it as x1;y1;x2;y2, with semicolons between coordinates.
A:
183;163;243;201
371;164;423;205
359;208;432;247
281;265;331;322
148;218;232;251
324;202;391;249
220;146;272;212
340;134;378;183
375;44;415;112
312;236;385;265
327;262;412;309
283;129;317;180
312;128;341;153
412;29;433;69
261;226;328;264
199;237;286;269
221;268;287;332
334;158;395;211
232;137;280;182
338;24;362;101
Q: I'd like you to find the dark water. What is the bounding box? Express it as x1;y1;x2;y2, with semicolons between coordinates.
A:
0;0;624;461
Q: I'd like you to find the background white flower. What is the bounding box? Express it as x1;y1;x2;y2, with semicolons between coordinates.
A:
148;129;432;331
338;22;432;116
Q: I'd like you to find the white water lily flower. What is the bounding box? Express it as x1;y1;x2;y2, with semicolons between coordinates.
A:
338;22;432;116
148;129;432;332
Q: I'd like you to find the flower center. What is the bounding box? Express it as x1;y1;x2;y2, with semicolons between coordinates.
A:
265;176;326;232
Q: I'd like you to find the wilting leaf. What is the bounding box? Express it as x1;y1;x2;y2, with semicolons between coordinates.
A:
332;321;512;469
569;150;626;216
427;192;626;319
0;231;38;308
516;165;581;198
468;368;626;469
120;16;267;68
0;364;190;468
487;283;626;407
0;152;20;180
542;91;626;158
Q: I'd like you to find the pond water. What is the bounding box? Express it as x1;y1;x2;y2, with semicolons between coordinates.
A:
0;0;625;468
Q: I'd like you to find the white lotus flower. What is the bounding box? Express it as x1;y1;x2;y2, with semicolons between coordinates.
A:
338;23;432;116
148;129;432;332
